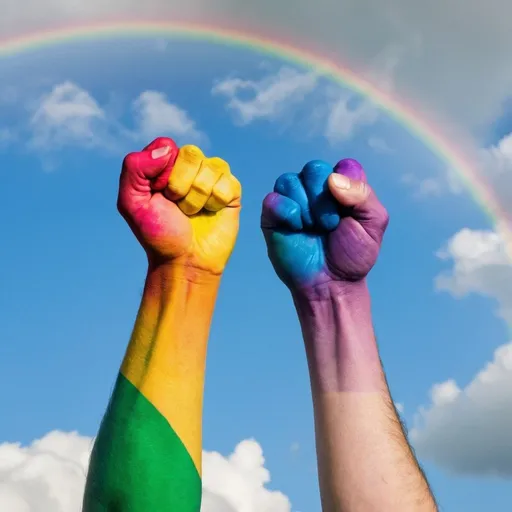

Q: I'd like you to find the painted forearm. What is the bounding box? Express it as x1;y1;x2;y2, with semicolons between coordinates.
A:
293;280;383;394
294;281;436;512
83;263;219;512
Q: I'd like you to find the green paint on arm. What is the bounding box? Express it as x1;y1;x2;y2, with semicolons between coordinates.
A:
83;373;201;512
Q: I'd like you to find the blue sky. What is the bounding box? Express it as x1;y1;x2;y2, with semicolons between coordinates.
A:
1;37;511;512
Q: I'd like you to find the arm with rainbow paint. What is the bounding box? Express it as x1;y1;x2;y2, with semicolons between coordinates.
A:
82;138;241;511
262;159;437;511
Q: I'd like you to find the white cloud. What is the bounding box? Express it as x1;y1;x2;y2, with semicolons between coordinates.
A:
29;81;107;149
367;137;393;154
411;227;512;476
479;132;512;212
400;164;467;198
2;0;510;134
213;47;400;143
0;431;91;512
212;67;318;125
22;82;205;155
323;46;400;144
435;228;512;323
0;431;291;512
323;94;379;144
132;90;205;144
410;342;512;476
202;439;291;511
407;130;512;203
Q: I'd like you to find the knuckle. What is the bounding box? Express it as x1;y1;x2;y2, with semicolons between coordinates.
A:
213;187;231;205
208;156;229;174
178;199;198;215
262;192;280;211
181;144;204;162
230;175;242;195
213;178;235;204
302;160;329;178
380;206;390;228
191;178;211;196
167;181;188;198
205;197;223;212
372;200;390;229
122;152;139;171
275;172;298;193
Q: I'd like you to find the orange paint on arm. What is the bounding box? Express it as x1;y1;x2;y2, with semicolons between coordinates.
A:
120;264;220;474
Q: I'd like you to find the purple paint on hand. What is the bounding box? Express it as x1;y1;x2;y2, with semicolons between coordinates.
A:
262;158;390;392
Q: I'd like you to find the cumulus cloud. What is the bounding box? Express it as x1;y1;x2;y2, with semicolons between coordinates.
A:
23;81;205;155
323;94;379;145
412;226;512;476
212;67;318;125
400;170;464;198
29;81;107;149
213;46;400;143
0;431;91;512
132;90;205;144
404;130;512;207
479;132;512;215
435;227;512;323
202;440;291;511
0;431;291;512
3;0;510;134
410;342;512;476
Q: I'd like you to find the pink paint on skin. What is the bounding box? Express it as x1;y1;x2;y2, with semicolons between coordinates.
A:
117;138;181;243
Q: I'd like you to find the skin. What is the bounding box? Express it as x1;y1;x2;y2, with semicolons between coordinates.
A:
83;137;241;512
262;159;438;511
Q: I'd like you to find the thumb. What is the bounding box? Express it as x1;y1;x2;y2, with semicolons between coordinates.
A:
118;137;178;216
328;172;370;207
329;158;389;241
133;137;179;187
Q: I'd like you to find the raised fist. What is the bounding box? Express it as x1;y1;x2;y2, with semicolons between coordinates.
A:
118;137;241;275
261;159;389;293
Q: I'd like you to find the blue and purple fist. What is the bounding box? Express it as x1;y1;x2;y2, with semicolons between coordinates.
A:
261;159;389;293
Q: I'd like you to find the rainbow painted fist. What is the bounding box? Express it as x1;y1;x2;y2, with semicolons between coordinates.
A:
117;137;241;275
261;159;389;293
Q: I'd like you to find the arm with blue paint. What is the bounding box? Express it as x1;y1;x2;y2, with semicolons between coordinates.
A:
261;159;437;511
83;138;241;511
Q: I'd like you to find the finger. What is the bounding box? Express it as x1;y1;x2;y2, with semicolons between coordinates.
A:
333;158;367;182
178;156;225;215
143;137;180;191
329;158;389;238
274;173;313;228
166;145;204;201
328;158;371;207
327;173;370;207
118;137;178;215
205;172;241;212
261;192;303;231
301;160;340;231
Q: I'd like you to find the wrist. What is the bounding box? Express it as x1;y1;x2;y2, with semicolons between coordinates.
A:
145;260;222;296
291;278;369;304
292;279;384;393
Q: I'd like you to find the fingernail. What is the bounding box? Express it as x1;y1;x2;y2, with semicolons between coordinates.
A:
331;173;351;190
151;146;170;159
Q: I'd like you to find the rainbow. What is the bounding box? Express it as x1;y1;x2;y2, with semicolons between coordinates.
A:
0;21;508;250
